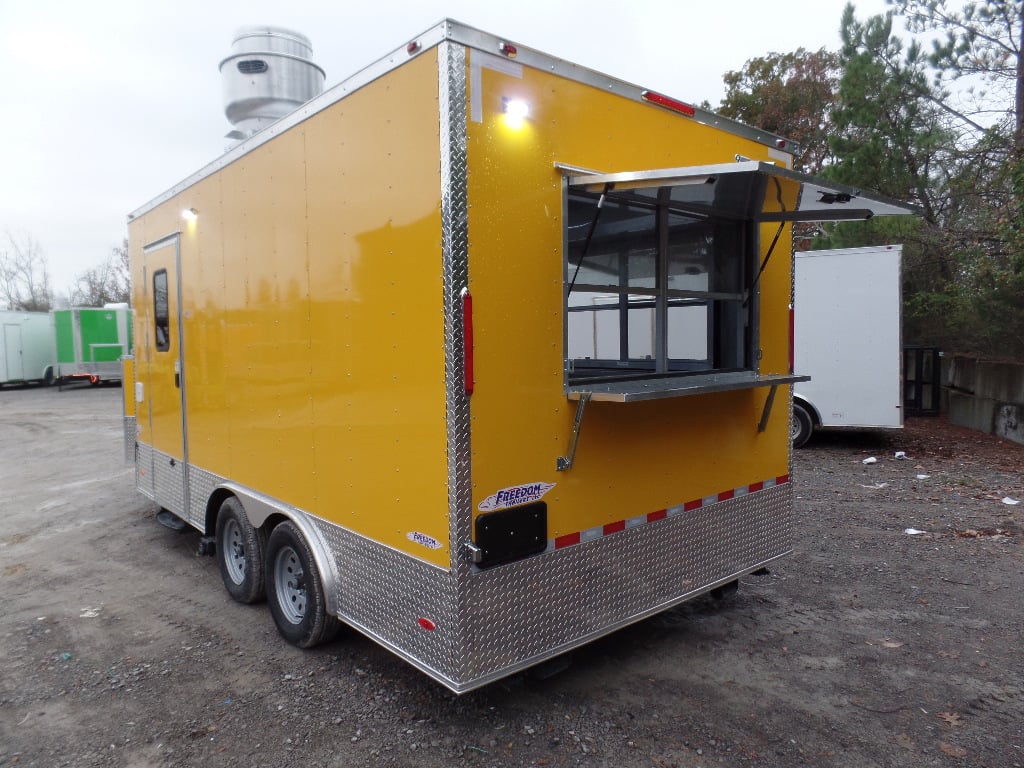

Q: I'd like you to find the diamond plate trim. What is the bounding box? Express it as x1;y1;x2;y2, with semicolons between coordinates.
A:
440;40;472;680
309;517;457;682
130;444;790;691
123;416;136;463
135;441;155;500
459;482;792;684
151;447;186;518
187;465;218;529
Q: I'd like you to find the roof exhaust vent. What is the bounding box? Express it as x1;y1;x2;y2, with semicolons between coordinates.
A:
220;26;325;143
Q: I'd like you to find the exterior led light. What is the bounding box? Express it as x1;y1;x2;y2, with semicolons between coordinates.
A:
502;98;529;129
182;208;198;222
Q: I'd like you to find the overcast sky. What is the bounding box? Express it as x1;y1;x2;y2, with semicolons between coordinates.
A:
0;0;892;293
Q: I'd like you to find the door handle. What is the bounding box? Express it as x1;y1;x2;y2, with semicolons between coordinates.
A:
174;372;180;388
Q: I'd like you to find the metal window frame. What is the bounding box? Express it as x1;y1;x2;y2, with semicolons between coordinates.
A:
563;187;758;384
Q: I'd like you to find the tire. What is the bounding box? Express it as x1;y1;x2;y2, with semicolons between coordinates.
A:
710;579;739;602
265;520;340;648
215;497;266;604
791;401;814;448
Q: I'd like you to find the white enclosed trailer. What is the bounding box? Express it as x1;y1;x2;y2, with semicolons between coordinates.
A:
0;311;56;386
792;245;903;446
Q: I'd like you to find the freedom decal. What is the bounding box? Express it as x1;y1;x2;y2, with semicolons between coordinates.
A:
478;482;556;512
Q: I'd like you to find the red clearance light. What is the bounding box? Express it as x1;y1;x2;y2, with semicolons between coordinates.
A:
776;138;787;149
641;90;696;117
418;618;436;631
461;288;474;395
499;41;517;57
407;41;421;55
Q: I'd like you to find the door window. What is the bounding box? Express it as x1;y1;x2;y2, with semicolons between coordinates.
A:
153;269;170;352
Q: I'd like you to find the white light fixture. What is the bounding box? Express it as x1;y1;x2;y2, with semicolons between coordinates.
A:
502;98;529;129
182;207;198;222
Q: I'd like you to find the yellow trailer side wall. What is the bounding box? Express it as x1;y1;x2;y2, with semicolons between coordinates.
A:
130;50;451;567
122;355;135;419
465;58;794;540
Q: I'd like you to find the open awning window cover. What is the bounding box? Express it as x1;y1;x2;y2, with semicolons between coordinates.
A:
568;161;917;224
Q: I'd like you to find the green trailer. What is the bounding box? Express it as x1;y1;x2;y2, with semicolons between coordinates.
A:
54;304;133;384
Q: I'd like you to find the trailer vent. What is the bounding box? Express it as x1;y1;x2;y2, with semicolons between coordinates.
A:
220;26;325;143
237;59;268;74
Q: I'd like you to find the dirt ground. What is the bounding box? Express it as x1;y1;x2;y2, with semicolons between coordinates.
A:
1;385;1022;768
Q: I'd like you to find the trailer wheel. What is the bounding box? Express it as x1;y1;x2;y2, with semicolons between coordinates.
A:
710;579;739;602
265;521;340;648
215;497;266;604
791;402;814;448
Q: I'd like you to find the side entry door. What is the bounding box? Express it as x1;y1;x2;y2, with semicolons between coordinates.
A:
143;234;189;519
3;324;23;381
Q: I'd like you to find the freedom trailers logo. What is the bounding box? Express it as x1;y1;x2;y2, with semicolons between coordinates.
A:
478;481;556;512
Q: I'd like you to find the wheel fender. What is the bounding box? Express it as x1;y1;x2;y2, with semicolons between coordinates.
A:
214;483;342;617
793;395;820;426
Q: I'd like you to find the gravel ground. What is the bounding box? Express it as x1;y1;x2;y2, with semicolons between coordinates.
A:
1;385;1022;768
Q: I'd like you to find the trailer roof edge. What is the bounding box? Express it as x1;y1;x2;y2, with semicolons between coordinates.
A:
127;18;798;222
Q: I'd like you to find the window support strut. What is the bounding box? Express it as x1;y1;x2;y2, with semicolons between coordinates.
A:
557;392;591;471
757;384;778;433
567;184;612;296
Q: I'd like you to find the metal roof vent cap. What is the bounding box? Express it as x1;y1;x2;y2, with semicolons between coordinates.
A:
219;25;325;142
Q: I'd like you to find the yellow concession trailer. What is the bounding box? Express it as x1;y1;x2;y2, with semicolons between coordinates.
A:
124;21;912;692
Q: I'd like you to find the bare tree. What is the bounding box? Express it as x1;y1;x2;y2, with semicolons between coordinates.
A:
69;238;131;307
0;231;53;311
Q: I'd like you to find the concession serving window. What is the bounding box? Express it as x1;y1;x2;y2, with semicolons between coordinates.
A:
562;161;913;404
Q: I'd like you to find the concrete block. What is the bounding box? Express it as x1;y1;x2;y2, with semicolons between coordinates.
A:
994;403;1024;445
947;355;976;393
947;390;994;434
975;361;1024;402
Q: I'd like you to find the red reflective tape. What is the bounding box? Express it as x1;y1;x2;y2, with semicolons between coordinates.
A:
555;532;580;549
550;479;780;552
